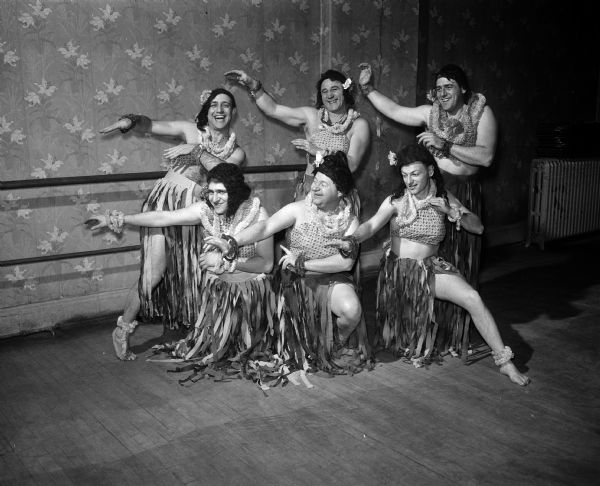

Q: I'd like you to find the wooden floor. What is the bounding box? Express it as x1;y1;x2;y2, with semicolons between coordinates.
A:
1;236;599;486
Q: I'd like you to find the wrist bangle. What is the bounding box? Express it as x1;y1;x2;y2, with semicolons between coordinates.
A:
440;140;452;158
221;234;239;261
248;80;263;98
359;84;374;96
339;235;359;260
190;144;205;159
119;114;152;134
295;253;306;277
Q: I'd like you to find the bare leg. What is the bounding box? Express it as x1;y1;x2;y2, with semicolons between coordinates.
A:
113;231;167;360
330;283;362;343
435;274;530;386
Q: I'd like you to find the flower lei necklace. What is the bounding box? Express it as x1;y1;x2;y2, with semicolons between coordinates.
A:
317;107;359;134
200;128;237;160
197;197;260;237
305;192;352;236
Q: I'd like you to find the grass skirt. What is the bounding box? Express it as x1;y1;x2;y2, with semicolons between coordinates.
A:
275;268;371;373
139;171;203;330
435;174;482;355
376;253;438;363
176;273;277;363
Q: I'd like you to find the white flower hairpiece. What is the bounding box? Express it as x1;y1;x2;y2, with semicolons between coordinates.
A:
343;78;352;90
314;151;324;167
199;89;212;106
388;151;397;166
426;89;436;103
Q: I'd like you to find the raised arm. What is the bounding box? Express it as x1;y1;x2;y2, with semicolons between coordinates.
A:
225;69;312;127
358;63;429;127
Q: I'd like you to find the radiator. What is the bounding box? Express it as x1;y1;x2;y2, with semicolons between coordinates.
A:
527;158;600;249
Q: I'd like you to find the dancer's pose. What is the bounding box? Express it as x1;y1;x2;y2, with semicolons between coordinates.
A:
87;164;274;364
329;144;529;386
224;68;369;214
205;152;370;373
98;88;244;359
358;63;498;355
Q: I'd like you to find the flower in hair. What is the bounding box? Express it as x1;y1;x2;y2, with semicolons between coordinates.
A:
314;151;324;167
343;78;352;90
388;151;397;166
199;89;212;106
426;89;436;103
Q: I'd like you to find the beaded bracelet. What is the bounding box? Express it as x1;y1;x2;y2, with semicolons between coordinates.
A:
294;253;306;277
222;234;239;261
105;210;124;233
339;235;359;260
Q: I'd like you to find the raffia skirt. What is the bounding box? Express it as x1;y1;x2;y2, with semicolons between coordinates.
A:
275;267;371;373
376;251;463;364
435;173;482;354
139;170;204;330
172;272;277;364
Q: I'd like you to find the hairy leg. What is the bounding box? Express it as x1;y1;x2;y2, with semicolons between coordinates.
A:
435;273;530;386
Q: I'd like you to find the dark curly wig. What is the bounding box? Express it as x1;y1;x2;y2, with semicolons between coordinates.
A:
433;64;472;104
195;88;237;130
206;163;251;219
312;151;355;196
391;143;446;201
315;69;355;110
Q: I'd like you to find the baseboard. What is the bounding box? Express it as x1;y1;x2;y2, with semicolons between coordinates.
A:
0;288;130;338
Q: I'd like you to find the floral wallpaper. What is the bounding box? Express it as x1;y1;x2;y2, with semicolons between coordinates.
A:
0;0;419;335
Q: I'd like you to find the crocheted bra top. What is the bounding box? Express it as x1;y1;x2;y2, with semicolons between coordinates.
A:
287;220;347;260
390;203;446;246
310;128;351;154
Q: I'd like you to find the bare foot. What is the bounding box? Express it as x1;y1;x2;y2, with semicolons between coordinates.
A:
499;361;530;386
112;327;136;361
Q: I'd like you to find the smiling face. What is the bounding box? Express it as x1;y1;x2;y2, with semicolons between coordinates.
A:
207;181;229;216
400;162;434;200
434;76;466;115
206;93;235;131
311;171;342;210
319;78;346;115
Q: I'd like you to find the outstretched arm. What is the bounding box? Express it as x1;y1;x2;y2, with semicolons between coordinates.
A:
86;202;205;230
225;69;312;127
